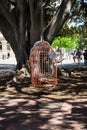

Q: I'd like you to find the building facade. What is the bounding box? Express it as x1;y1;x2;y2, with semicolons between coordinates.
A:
0;33;15;59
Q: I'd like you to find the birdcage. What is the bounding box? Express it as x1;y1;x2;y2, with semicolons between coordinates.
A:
29;40;58;88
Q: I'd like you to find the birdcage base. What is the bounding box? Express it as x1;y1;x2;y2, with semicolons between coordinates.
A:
32;77;57;88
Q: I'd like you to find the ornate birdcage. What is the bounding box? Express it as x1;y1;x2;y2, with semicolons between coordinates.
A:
29;40;58;88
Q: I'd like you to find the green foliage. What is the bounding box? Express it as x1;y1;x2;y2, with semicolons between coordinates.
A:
78;37;87;49
51;36;61;48
52;34;79;50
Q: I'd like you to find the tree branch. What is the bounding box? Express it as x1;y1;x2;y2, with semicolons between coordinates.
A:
44;0;76;43
0;0;18;41
8;0;17;6
0;14;18;55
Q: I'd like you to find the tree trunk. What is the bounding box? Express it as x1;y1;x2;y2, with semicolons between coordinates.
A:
29;0;43;46
16;0;28;69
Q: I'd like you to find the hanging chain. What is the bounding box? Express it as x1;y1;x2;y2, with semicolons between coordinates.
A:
40;0;46;41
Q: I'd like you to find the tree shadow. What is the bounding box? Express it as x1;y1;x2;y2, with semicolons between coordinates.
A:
0;66;87;98
0;96;63;130
0;96;87;130
0;66;87;129
58;100;87;130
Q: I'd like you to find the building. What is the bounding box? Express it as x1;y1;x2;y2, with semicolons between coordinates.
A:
0;32;15;60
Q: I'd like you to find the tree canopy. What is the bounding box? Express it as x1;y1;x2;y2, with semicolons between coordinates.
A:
52;0;87;50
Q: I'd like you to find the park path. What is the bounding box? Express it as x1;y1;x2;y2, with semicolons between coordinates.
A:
0;59;87;130
0;93;87;130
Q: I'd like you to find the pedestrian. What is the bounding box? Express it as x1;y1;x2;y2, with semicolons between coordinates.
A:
7;52;10;59
76;50;82;64
73;51;76;63
83;49;87;64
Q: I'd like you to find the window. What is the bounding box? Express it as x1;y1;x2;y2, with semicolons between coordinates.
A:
0;42;2;50
7;42;10;50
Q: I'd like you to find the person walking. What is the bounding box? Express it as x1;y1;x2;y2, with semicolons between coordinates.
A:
73;51;77;63
83;49;87;64
76;50;82;64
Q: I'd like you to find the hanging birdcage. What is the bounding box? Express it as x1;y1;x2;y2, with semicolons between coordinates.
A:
29;40;58;88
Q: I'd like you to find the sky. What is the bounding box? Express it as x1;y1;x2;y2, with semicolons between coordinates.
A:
84;0;87;3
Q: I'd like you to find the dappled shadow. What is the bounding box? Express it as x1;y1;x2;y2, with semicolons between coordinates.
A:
0;96;63;130
0;96;87;130
0;65;87;129
58;67;87;97
0;66;87;98
58;100;87;130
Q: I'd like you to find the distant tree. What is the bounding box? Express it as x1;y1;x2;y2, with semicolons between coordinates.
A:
52;34;79;50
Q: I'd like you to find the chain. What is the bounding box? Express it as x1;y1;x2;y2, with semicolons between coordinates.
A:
40;0;46;41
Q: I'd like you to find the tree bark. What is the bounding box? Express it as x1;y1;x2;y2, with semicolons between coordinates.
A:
29;0;43;46
16;0;28;69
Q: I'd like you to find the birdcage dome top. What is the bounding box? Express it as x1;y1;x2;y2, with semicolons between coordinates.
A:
30;40;50;52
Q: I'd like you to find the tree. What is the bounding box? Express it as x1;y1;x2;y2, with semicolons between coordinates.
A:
52;34;79;50
51;0;87;51
0;0;76;75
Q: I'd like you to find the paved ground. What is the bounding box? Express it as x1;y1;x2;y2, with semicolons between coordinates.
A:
0;57;17;65
0;95;87;130
0;56;84;65
0;57;87;130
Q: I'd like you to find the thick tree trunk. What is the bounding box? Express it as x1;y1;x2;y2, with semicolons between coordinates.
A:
29;0;43;46
16;0;28;69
